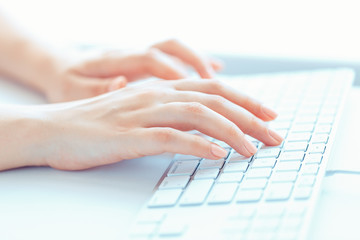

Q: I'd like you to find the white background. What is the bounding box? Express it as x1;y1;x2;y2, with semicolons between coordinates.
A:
1;0;360;61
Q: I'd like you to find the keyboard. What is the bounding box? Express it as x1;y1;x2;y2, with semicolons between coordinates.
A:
130;68;355;240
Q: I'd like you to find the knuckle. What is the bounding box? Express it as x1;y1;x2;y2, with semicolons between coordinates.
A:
163;38;180;47
207;80;224;91
153;128;174;143
227;124;242;139
247;116;264;135
137;89;159;100
183;102;206;115
144;48;160;62
209;95;226;108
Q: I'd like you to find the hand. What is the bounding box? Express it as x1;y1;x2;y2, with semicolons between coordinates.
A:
41;78;282;171
46;39;223;102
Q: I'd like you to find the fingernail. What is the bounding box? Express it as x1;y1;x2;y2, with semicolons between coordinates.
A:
211;144;228;158
269;129;284;143
244;140;257;155
262;105;278;119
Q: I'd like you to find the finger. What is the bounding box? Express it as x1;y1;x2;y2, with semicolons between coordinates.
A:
173;79;278;121
108;76;128;91
163;91;283;146
152;39;214;79
135;102;258;157
132;128;228;159
210;58;224;71
80;76;127;97
143;49;189;80
74;50;187;81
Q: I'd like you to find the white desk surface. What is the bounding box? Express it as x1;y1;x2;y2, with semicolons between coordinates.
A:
0;76;360;240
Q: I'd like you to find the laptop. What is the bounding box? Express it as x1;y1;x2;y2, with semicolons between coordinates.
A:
129;68;355;240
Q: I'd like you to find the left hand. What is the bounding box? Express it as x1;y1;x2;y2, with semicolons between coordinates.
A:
46;39;223;102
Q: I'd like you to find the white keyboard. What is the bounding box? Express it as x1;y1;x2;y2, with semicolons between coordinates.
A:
130;68;354;240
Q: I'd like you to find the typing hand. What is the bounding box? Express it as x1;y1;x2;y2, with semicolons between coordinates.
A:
46;39;223;102
41;79;282;170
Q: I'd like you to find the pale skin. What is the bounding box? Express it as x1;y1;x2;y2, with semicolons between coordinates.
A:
0;15;283;171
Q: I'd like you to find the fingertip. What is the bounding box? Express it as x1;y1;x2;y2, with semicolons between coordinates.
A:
243;140;257;156
261;105;278;121
199;65;215;79
210;58;225;71
108;76;128;91
210;143;228;159
268;129;284;144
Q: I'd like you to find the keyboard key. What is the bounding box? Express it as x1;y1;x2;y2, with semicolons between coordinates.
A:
148;189;183;207
311;134;329;143
276;130;289;139
217;172;244;183
270;121;292;130
314;124;332;133
241;178;268;189
158;218;187;236
251;157;277;168
247;168;272;178
287;132;312;142
131;223;157;237
251;218;281;231
294;186;313;200
159;176;190;189
308;143;326;153
277;161;301;171
208;183;238;204
257;205;285;218
212;140;232;150
228;152;252;162
283;141;308;151
276;113;295;122
280;216;303;230
168;160;199;176
180;179;214;205
199;159;225;169
194;168;219;179
174;154;201;161
297;175;316;186
317;116;334;124
278;151;305;161
256;147;281;158
294;115;317;124
287;204;307;217
223;162;249;173
301;164;319;175
231;206;257;219
137;211;165;223
236;189;263;202
320;107;337;116
291;123;314;132
272;171;298;182
303;153;322;164
266;182;294;201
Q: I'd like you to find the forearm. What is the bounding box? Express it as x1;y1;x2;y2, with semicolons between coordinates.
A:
0;105;50;171
0;15;63;95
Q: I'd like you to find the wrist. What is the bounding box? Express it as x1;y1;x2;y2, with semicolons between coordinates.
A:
0;105;54;170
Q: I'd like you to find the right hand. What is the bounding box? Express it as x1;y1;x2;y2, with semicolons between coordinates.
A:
40;78;282;170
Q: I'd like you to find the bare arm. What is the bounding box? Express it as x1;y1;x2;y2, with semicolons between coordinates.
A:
0;14;62;95
0;13;224;103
